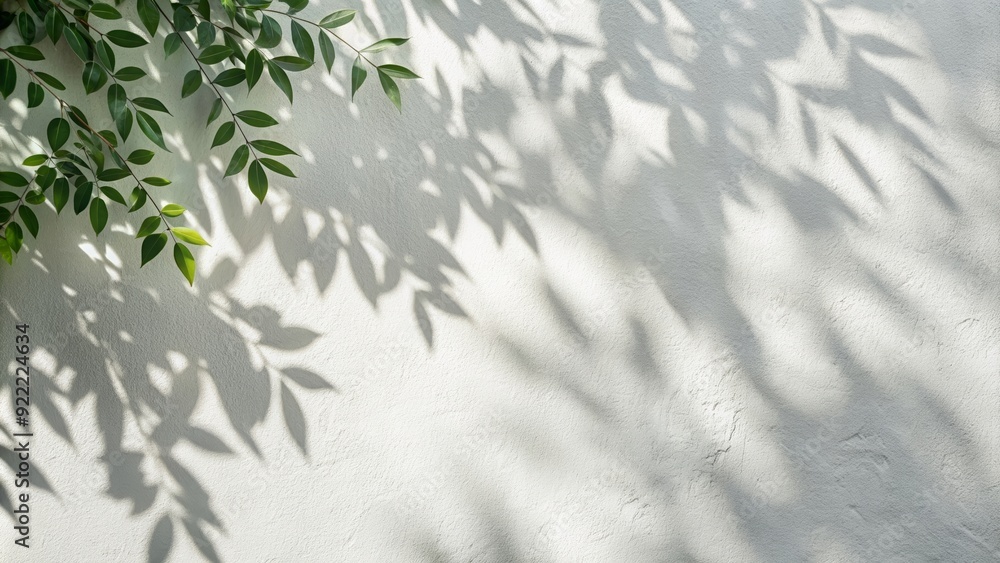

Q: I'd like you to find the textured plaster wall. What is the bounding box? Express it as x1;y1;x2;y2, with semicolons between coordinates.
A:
1;0;999;561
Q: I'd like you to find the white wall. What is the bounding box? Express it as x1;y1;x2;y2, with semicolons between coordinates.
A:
2;0;999;561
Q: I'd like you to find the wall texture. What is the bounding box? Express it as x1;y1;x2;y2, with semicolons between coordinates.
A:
2;0;999;561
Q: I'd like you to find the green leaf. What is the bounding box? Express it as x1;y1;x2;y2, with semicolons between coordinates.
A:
47;118;70;151
140;232;167;266
26;81;44;108
212;121;235;148
267;61;293;102
0;60;15;99
0;192;17;204
16;12;36;44
101;186;127;205
22;154;46;167
245;49;264;90
0;238;11;265
45;9;65;42
0;172;28;187
207;98;223;126
73;181;93;215
173;4;196;31
198;45;233;65
82;62;109;94
361;37;409;53
172;227;209;246
319;10;355;29
0;208;9;223
378;64;420;79
235;110;278;128
116;108;134;142
127;149;155;165
161;204;185;217
271;56;312;72
6;45;44;61
182;69;202;98
128;186;146;212
115;67;147;81
107;84;127;121
135;215;161;237
256;15;281;49
90;198;109;235
259;158;295;177
5;223;22;253
98;168;131;182
196;21;215;49
351;56;367;100
138;0;160;35
96;40;117;70
173;242;196;285
24;190;45;205
107;30;148;48
164;32;182;58
224;145;249;177
63;25;91;61
35;72;65;91
137;111;169;151
18;207;38;238
248;160;268;203
53;178;69;213
318;32;335;72
132;97;170;114
377;69;401;112
250;140;298;156
290;21;314;61
214;68;245;87
90;3;122;19
143;177;171;186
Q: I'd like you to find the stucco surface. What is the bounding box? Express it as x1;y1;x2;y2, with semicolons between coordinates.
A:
1;0;999;561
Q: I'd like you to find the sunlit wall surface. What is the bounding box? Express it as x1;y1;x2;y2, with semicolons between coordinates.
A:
1;0;998;561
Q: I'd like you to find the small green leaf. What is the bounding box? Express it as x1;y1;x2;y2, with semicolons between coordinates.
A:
378;64;420;79
182;69;202;98
377;69;401;112
53;178;69;213
351;56;367;100
246;49;264;90
140;232;167;266
132;97;171;114
47;118;70;151
18;207;38;238
248;160;268;203
64;25;91;61
196;21;215;49
35;72;65;91
207;98;223;126
98;168;131;182
6;45;44;61
16;12;36;44
161;204;185;217
0;172;28;187
24;190;45;205
212;121;235;148
82;62;109;94
0;238;11;265
115;67;147;81
90;198;109;235
172;227;209;246
235;110;278;128
22;154;47;167
259;158;295;177
0;60;16;99
137;111;169;151
107;30;148;48
250;140;298;156
214;68;245;87
173;242;196;285
164;32;182;58
318;32;335;72
224;145;250;177
90;3;122;19
198;45;233;65
361;37;409;53
26;82;44;108
45;9;65;42
127;149;155;165
137;0;160;35
107;84;127;121
73;181;93;215
271;56;312;72
267;61;293;103
5;223;22;253
143;177;171;187
96;39;117;70
0;192;18;203
135;215;161;237
116;108;134;142
290;21;314;61
319;9;355;29
101;186;127;205
256;15;281;49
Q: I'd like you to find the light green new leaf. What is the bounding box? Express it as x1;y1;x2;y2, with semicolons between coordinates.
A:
162;204;185;217
0;238;11;265
172;227;209;246
143;177;171;186
22;154;47;167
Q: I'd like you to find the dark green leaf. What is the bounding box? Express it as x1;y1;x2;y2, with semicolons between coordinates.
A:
259;158;295;177
128;186;146;212
267;61;292;102
135;215;160;237
140;232;167;266
319;10;355;29
5;223;23;253
101;186;127;205
63;25;91;61
0;60;15;99
214;68;245;87
45;9;65;42
362;37;409;53
351;56;366;100
235;110;278;127
128;149;155;165
172;227;209;246
198;45;233;65
212;121;235;148
164;32;181;58
82;62;108;94
196;21;215;49
246;49;264;90
26;82;43;108
132;97;170;114
248;160;267;202
107;84;127;121
16;12;36;44
271;55;311;72
73;181;93;215
107;30;148;48
35;72;65;90
137;111;169;151
0;172;28;187
318;32;335;72
90;3;122;19
161;203;184;217
377;69;401;112
174;242;195;285
378;64;420;79
250;140;297;156
224;145;249;177
90;198;108;235
181;69;202;98
116;107;134;141
24;190;45;205
115;66;147;81
138;0;160;35
207;98;223;126
0;192;18;203
96;39;116;70
6;45;44;61
18;207;38;238
98;168;131;182
47;118;70;151
290;21;313;61
53;178;69;213
173;5;196;32
256;15;281;48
